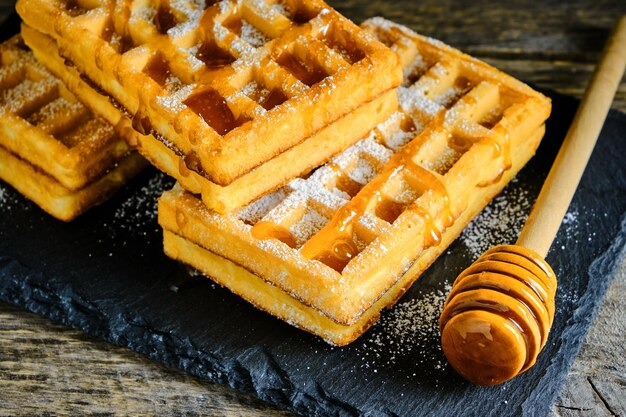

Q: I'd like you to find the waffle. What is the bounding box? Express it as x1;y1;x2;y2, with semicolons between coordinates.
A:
158;18;551;345
21;24;397;213
0;36;147;221
16;0;402;188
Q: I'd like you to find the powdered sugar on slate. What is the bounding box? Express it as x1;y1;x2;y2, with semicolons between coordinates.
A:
111;171;172;238
0;183;9;207
356;285;451;374
460;178;533;259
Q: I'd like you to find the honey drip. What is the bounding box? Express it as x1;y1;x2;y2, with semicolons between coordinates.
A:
251;221;296;248
144;53;172;86
375;195;406;224
259;89;288;111
131;107;153;136
311;234;359;273
178;158;191;177
183;88;250;135
175;210;188;229
329;163;362;197
477;134;511;188
414;206;441;248
115;117;137;147
155;2;177;34
182;151;203;175
300;208;360;273
276;52;327;87
317;18;366;64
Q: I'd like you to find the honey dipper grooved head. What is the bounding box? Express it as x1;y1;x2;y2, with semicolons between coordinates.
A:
439;245;557;386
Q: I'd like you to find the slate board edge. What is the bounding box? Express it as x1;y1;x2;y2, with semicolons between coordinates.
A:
522;213;626;417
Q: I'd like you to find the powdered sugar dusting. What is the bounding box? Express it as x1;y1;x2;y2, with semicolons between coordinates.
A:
236;188;287;224
0;184;11;209
27;97;84;129
111;171;172;238
239;20;270;47
290;208;328;246
460;178;533;259
0;182;32;216
1;78;58;114
357;285;451;371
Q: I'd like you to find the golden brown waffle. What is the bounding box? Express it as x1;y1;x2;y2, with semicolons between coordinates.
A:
22;24;397;213
0;36;147;221
158;18;551;345
16;0;402;186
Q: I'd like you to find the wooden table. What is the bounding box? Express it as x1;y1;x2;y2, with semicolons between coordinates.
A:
1;0;625;415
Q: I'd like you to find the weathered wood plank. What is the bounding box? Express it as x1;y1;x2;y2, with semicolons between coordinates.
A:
333;0;626;62
0;303;296;416
552;259;626;417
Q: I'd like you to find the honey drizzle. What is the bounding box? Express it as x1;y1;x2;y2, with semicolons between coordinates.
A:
196;5;237;70
183;88;250;135
112;0;133;53
259;88;288;111
477;128;511;188
114;117;137;147
131;106;153;136
328;163;363;197
276;52;327;87
316;17;365;65
299;117;455;272
144;53;172;86
154;0;177;34
251;221;297;248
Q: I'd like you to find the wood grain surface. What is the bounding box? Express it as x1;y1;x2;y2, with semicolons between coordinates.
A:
1;0;625;415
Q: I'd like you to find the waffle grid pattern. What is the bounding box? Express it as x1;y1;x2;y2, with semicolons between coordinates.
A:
159;18;551;329
0;36;132;190
0;36;147;221
17;0;401;184
21;23;397;213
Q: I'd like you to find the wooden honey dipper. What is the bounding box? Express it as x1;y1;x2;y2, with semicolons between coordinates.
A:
439;15;626;386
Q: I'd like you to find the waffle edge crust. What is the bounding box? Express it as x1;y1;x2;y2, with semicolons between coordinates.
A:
157;18;551;345
15;0;403;187
0;36;146;221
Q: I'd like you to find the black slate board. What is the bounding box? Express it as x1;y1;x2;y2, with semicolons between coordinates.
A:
1;18;626;417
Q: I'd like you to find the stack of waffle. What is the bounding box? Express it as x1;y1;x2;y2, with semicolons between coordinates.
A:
13;0;551;345
17;0;402;213
0;36;147;221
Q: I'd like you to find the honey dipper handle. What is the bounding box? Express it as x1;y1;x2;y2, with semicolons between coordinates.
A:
516;15;626;257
